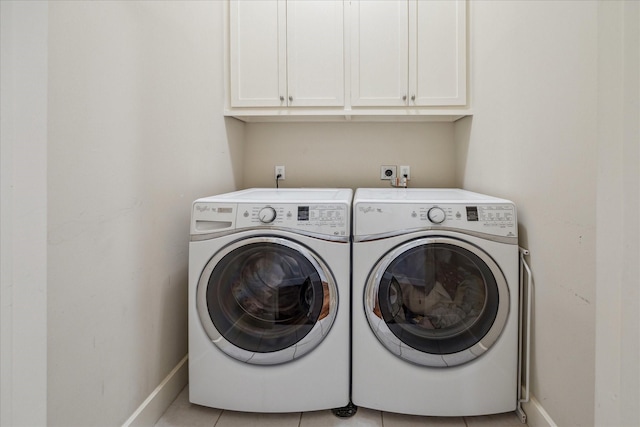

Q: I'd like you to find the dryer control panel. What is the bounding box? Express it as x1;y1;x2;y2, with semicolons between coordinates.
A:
355;202;517;239
419;204;515;227
191;202;349;238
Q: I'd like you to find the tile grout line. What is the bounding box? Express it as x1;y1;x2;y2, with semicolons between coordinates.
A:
212;409;223;427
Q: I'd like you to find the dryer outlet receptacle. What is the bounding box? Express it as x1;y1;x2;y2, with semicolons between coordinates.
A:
380;165;397;180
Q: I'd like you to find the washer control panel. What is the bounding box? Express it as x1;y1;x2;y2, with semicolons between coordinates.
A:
191;202;349;237
237;203;348;235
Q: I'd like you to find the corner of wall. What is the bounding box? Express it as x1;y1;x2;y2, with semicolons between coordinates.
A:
121;356;188;427
522;393;558;427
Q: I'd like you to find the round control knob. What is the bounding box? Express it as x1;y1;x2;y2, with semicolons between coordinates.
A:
427;207;446;224
258;207;277;224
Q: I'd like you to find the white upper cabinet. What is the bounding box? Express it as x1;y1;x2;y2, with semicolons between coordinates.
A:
229;0;285;107
351;0;466;107
227;0;469;121
287;1;344;107
411;0;466;106
350;0;409;107
229;0;344;108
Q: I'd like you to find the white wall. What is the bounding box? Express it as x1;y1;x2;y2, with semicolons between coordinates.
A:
457;1;639;426
1;2;48;426
595;1;640;425
46;2;239;426
243;122;456;189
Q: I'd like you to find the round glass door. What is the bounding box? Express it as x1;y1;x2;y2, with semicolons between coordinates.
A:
197;236;338;365
364;237;509;367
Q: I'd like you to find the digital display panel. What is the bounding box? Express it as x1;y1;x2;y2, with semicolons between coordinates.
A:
466;206;479;221
297;206;309;221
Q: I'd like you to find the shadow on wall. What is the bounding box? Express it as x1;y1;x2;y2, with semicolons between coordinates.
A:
453;115;473;188
225;117;246;190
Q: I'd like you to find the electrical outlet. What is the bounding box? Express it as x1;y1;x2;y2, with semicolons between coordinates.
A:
380;165;397;180
275;165;285;180
399;165;411;180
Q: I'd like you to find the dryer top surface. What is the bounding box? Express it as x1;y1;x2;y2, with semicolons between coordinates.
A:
354;188;512;205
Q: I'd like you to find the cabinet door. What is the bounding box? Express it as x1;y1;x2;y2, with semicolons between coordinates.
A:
350;0;409;106
230;0;286;107
287;0;344;107
410;0;466;106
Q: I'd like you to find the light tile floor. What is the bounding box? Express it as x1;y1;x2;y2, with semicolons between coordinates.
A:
156;387;527;427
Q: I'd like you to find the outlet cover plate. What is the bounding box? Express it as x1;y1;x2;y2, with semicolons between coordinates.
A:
380;165;397;180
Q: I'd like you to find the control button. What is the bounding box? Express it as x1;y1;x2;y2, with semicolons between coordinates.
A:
258;207;277;224
427;207;446;224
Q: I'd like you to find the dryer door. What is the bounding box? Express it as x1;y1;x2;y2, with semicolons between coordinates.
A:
364;236;509;367
196;236;338;365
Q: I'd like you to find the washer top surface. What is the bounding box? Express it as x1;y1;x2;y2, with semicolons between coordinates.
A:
198;188;353;204
354;188;511;204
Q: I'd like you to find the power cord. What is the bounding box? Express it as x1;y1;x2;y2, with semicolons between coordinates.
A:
276;173;282;189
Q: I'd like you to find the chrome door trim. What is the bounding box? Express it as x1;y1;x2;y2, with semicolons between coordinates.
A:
364;236;510;367
354;227;517;245
196;235;338;365
191;226;351;243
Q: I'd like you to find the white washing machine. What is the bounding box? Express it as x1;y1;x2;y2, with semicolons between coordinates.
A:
189;188;352;412
352;188;519;417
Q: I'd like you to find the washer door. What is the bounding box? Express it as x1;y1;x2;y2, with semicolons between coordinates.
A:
197;236;338;365
365;237;509;367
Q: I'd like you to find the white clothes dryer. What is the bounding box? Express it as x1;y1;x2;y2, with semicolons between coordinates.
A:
352;188;519;417
189;188;352;412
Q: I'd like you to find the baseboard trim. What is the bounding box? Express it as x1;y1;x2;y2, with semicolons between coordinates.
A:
122;355;189;427
522;393;557;427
